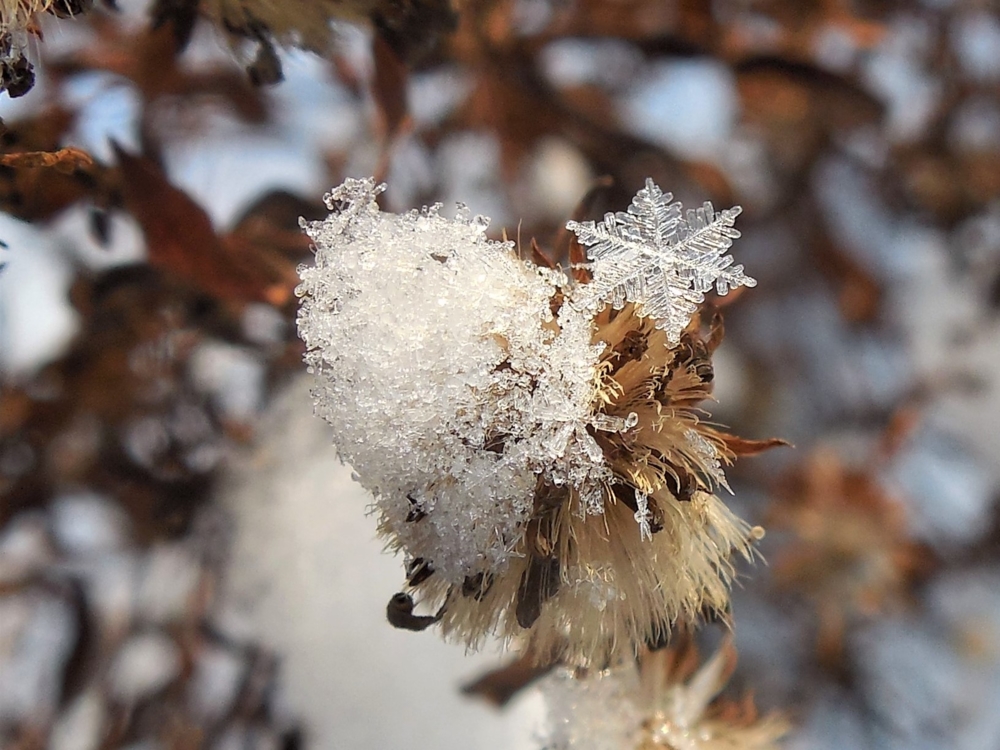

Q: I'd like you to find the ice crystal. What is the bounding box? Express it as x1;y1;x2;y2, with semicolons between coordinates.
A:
684;429;732;494
568;178;755;345
634;490;652;542
297;177;766;665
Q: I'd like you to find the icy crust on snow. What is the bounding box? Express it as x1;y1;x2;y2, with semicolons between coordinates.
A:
296;178;611;582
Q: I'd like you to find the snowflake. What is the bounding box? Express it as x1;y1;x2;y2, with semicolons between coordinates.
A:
567;178;755;345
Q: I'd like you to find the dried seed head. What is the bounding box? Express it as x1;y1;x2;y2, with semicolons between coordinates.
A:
541;639;789;749
767;447;931;663
1;0;53;30
198;0;455;63
297;177;771;665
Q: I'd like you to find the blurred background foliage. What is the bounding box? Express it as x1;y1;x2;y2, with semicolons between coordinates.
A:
2;0;1000;748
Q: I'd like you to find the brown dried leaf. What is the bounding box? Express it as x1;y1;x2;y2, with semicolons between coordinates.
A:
736;58;883;131
462;654;556;707
768;448;933;663
370;33;411;182
706;308;725;353
736;58;883;179
372;0;457;63
48;18;266;125
717;432;793;457
529;237;556;269
543;0;677;40
459;68;563;180
812;226;883;324
372;34;410;143
0;146;93;174
115;144;291;305
879;407;922;460
149;0;201;52
0;108;113;220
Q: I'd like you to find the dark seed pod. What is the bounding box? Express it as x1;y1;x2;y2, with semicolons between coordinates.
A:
663;470;698;502
404;493;426;523
1;55;35;99
89;209;112;247
515;555;561;629
149;0;201;51
371;0;457;64
386;592;440;631
613;483;665;531
461;571;494;601
406;557;434;586
610;329;648;373
247;38;283;86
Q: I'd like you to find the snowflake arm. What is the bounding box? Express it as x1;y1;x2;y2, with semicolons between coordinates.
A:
567;179;754;346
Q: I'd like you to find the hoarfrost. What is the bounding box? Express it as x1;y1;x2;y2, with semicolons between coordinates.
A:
540;645;787;750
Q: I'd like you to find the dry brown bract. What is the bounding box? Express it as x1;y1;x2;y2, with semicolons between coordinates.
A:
633;638;789;750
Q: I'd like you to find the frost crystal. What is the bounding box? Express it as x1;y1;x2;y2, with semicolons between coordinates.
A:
633;490;652;542
568;178;755;345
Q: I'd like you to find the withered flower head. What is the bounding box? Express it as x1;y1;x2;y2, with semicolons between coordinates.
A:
768;447;930;664
296;177;772;665
1;1;97;97
196;0;456;83
199;0;356;53
542;638;789;749
1;0;80;98
1;0;59;33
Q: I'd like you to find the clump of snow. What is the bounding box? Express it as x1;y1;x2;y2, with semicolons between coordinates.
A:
296;177;605;582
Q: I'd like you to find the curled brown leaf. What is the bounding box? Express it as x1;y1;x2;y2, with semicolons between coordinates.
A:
0;146;93;174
